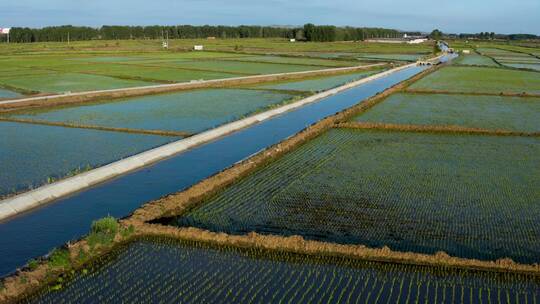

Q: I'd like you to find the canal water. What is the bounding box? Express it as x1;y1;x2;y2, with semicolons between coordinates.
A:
0;65;428;277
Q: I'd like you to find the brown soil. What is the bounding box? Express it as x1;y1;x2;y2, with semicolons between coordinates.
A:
0;117;191;137
405;88;540;98
336;121;540;137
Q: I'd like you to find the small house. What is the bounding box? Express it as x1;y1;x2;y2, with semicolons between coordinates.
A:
194;45;204;51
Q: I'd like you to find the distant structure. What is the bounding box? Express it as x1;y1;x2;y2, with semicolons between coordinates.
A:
194;45;204;51
290;38;296;42
462;50;471;54
366;34;428;44
207;37;216;40
0;27;11;43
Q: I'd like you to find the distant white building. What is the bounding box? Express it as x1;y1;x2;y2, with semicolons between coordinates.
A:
194;45;204;51
290;39;296;42
462;49;471;54
407;38;428;44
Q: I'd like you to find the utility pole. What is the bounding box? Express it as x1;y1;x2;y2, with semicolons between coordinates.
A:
67;32;70;45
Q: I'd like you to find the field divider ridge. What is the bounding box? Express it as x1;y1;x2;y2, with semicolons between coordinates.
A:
0;63;388;111
335;122;540;137
0;117;192;137
0;61;418;222
405;88;540;98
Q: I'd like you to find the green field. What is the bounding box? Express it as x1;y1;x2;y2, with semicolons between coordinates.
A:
356;53;423;62
223;55;361;67
256;70;380;92
23;237;540;304
168;129;540;263
0;72;152;94
455;53;499;66
409;66;540;94
0;38;433;94
5;89;297;133
353;93;540;132
0;52;356;93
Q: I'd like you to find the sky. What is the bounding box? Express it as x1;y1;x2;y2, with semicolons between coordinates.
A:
1;0;539;35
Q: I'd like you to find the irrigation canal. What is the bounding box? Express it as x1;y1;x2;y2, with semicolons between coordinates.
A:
0;64;430;277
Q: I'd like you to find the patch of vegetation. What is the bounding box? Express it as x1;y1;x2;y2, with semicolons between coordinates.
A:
354;93;540;132
170;129;540;264
21;237;540;303
409;66;540;94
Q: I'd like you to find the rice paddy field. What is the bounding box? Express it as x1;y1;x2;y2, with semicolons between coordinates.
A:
408;66;540;94
476;47;540;71
0;121;178;198
256;70;381;92
454;53;499;66
0;38;434;95
353;93;540;132
3;89;297;133
166;128;540;263
0;88;21;98
356;54;424;62
0;50;373;95
22;237;540;304
4;39;540;303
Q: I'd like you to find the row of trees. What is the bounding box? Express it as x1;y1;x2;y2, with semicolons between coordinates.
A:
437;30;538;41
1;24;402;43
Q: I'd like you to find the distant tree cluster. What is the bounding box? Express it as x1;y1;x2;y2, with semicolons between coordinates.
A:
452;32;538;41
302;24;401;42
1;24;402;43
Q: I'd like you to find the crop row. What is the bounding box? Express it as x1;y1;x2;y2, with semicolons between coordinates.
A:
22;237;540;304
170;129;540;264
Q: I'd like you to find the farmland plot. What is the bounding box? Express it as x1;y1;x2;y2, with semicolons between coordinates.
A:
256;70;381;92
23;237;540;304
409;66;540;94
156;60;328;75
455;53;498;66
353;93;540;132
5;89;296;134
169;129;540;263
224;55;361;67
0;72;152;94
0;88;21;98
0;121;178;198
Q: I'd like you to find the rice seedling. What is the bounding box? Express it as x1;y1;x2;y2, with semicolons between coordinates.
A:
4;89;296;134
0;121;178;198
408;66;540;94
21;237;540;303
168;129;540;264
352;93;540;132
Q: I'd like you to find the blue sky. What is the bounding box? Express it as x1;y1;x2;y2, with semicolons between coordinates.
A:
1;0;539;34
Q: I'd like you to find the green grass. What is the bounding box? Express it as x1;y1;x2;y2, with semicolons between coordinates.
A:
353;93;540;132
0;72;152;93
170;129;540;264
409;66;540;94
23;237;540;303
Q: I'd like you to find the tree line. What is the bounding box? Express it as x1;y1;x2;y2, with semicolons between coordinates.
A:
1;24;402;43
